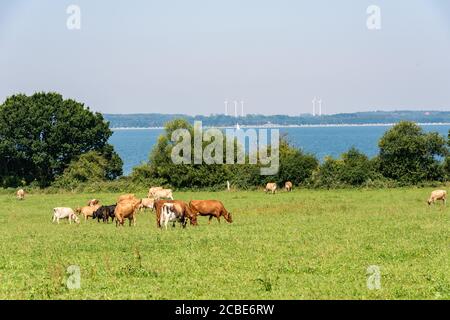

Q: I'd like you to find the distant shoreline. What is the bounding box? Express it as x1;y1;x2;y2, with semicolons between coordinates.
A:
111;122;450;130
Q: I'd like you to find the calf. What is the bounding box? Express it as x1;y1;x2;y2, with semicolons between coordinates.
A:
52;207;79;224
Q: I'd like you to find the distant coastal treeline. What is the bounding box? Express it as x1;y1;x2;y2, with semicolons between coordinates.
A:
104;111;450;128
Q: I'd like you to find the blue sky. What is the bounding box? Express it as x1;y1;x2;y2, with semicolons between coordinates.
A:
0;0;449;115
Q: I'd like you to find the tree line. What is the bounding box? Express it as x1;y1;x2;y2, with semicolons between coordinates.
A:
104;111;450;128
1;92;449;191
130;119;449;190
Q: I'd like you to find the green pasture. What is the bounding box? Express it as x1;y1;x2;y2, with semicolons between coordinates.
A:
0;188;448;299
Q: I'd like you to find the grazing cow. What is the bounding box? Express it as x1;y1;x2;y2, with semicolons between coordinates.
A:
52;207;80;224
265;183;277;194
16;189;25;200
154;200;197;228
114;198;142;227
427;190;447;206
148;186;163;198
139;198;155;212
285;181;293;192
189;200;233;224
153;189;174;200
87;199;99;206
93;205;116;223
76;204;101;221
160;203;187;229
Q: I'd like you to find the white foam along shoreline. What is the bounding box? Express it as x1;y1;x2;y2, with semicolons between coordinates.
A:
111;122;450;130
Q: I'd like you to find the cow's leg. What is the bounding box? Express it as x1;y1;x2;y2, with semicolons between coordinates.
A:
216;215;221;223
52;215;56;223
57;217;60;224
208;216;213;224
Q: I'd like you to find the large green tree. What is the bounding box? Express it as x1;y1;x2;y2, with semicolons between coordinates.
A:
0;92;122;187
378;121;447;184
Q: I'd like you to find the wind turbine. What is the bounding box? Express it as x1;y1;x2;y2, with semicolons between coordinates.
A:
312;97;316;116
317;98;322;116
234;101;240;130
224;101;228;116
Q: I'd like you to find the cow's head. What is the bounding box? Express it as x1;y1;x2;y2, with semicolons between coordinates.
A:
225;212;233;223
189;214;198;226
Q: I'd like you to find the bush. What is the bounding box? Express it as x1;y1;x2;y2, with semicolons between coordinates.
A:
378;121;447;184
53;151;122;190
312;147;378;188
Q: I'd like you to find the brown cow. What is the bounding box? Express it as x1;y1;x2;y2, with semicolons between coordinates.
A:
265;183;277;194
154;200;197;228
114;197;142;227
76;204;101;221
284;181;293;192
189;200;233;224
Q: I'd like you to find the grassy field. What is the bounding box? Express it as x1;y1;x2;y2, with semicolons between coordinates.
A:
0;188;449;300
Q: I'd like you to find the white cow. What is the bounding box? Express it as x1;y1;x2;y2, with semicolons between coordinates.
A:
427;190;447;206
16;189;25;200
160;203;178;229
153;189;174;200
148;187;163;198
52;207;80;224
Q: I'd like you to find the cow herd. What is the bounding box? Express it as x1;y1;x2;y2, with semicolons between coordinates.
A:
46;187;233;229
15;186;447;228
